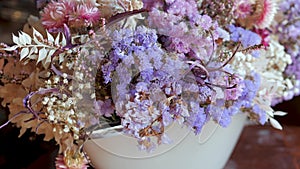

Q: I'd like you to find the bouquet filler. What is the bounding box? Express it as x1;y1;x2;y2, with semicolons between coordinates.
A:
0;0;299;168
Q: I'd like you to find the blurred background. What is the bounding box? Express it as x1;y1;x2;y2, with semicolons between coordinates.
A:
0;0;300;169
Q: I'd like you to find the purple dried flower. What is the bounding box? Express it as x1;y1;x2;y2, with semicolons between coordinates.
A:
228;25;262;48
94;99;114;117
188;105;207;135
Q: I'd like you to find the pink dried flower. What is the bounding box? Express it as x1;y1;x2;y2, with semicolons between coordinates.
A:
55;155;68;169
255;0;277;28
41;0;100;31
55;151;89;169
237;0;277;29
234;0;253;19
69;3;100;28
41;0;76;31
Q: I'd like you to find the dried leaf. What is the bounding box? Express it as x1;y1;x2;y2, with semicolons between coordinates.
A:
273;111;288;116
46;30;54;43
12;34;20;45
28;46;36;57
8;98;29;126
4;45;18;51
28;54;38;60
46;49;56;63
55;33;60;46
59;53;65;63
17;61;36;74
33;28;44;46
20;48;29;60
53;129;75;153
18;32;27;45
33;36;43;46
37;48;48;63
0;84;27;106
33;122;54;141
61;33;67;46
269;118;283;130
3;61;15;77
21;31;32;44
33;28;43;40
2;58;36;84
22;70;44;90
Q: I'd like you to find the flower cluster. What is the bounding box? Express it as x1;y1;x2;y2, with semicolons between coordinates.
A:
0;0;299;168
271;0;300;104
41;0;101;32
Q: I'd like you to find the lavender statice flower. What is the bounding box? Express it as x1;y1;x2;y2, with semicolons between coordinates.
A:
277;0;300;44
147;0;219;61
251;104;267;125
198;85;216;105
114;71;188;151
118;81;160;136
228;25;262;49
102;26;162;83
239;73;261;107
106;25;204;150
191;72;242;128
236;73;267;124
186;102;207;135
165;0;199;19
207;99;230;127
282;56;300;100
207;71;266;126
94;99;114;117
272;0;300;102
228;24;262;57
285;56;300;83
219;108;233;127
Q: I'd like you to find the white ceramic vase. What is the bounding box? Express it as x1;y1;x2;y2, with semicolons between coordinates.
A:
84;113;246;169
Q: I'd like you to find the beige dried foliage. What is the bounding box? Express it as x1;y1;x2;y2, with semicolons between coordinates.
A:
34;122;55;141
23;15;47;37
5;92;70;148
97;0;143;19
7;97;35;136
53;126;76;153
22;69;45;90
0;84;27;107
2;58;36;84
0;55;53;139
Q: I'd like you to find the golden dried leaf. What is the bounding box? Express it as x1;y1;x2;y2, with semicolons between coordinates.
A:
0;84;27;106
35;122;54;141
2;58;36;83
22;69;44;90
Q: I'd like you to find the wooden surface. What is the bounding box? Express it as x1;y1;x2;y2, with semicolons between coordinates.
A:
224;125;300;169
223;97;300;169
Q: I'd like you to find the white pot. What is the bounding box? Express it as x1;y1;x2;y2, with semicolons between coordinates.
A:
84;113;246;169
